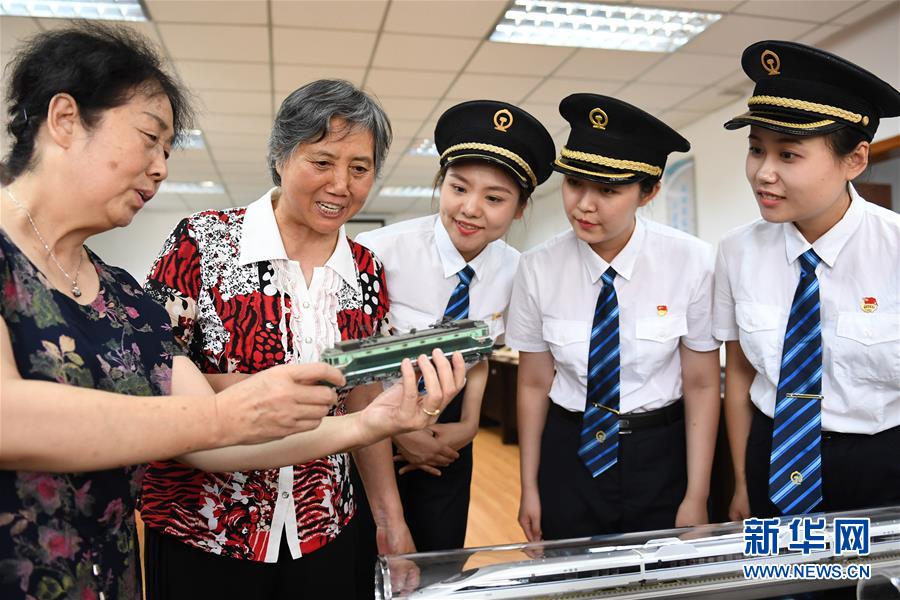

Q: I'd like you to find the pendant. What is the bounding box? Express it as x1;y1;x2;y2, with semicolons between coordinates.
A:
72;285;82;298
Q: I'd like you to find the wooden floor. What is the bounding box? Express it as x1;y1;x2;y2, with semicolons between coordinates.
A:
465;425;526;548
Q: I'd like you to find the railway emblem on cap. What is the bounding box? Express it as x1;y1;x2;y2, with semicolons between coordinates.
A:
761;49;781;76
493;109;513;132
589;107;609;130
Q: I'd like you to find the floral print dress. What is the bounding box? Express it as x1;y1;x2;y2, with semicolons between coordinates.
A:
0;231;180;600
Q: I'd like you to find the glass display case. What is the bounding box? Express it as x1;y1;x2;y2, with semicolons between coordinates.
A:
377;506;900;599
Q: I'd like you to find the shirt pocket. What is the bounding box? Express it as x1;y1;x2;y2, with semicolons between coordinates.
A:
735;303;785;383
632;314;688;378
834;312;900;385
543;319;589;380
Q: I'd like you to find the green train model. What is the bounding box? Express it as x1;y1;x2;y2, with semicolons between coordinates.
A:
320;319;494;388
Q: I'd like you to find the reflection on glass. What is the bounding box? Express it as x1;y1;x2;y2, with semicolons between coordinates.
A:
377;506;900;599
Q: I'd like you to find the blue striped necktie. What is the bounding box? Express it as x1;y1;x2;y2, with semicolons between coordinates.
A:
418;265;475;393
444;265;474;321
769;249;824;515
578;267;620;478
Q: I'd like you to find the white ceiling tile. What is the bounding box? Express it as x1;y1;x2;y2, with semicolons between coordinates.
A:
271;0;388;30
445;73;543;103
184;193;234;212
658;109;709;130
383;0;507;38
227;184;270;200
638;0;743;10
383;164;437;182
173;60;269;91
274;65;366;93
166;160;219;180
735;1;859;23
389;119;429;138
794;24;845;46
716;70;755;95
676;86;743;111
273;27;376;66
524;77;627;104
199;114;273;135
365;69;455;99
373;33;480;71
158;23;269;62
0;16;40;55
211;147;268;162
832;0;895;25
205;131;269;150
377;97;439;121
640;52;739;85
615;82;703;110
555;48;666;81
215;160;271;176
518;102;568;136
466;42;574;76
679;14;816;55
169;148;214;162
145;0;267;24
194;90;272;115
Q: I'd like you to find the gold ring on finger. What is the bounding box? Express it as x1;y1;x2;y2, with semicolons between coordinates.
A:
421;406;441;417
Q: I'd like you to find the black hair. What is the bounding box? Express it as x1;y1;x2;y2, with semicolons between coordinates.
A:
639;178;659;196
1;23;194;184
823;127;868;159
432;158;531;207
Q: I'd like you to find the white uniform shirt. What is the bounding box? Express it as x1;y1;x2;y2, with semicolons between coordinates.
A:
355;214;519;341
713;185;900;434
506;217;719;414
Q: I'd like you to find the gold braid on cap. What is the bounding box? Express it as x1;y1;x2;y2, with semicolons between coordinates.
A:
441;143;537;187
554;158;635;179
736;113;836;129
559;147;662;177
749;95;866;124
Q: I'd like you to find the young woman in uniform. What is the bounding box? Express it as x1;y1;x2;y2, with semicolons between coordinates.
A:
507;94;722;541
715;41;900;520
356;100;556;553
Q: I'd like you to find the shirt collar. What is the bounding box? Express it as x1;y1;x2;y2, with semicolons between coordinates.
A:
575;216;646;283
433;214;495;281
238;187;360;292
782;183;865;268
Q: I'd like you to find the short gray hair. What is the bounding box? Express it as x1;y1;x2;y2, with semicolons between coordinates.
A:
267;79;392;185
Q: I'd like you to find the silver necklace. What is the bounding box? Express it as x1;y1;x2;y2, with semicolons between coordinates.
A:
4;188;85;297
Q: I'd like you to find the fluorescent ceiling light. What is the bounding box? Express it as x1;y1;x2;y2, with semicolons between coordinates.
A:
159;181;224;195
379;186;436;199
0;0;149;21
407;139;438;157
180;130;206;151
490;0;721;53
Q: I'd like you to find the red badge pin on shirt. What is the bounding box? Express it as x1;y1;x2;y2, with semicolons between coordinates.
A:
861;297;878;313
657;305;668;317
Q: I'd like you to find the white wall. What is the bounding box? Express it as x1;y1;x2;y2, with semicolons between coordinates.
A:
88;210;186;282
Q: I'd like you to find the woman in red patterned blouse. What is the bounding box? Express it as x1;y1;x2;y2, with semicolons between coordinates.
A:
141;80;460;598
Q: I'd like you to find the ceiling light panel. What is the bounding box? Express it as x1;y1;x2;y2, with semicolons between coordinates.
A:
0;0;148;21
490;1;722;53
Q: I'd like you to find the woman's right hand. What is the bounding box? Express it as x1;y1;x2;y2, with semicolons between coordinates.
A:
393;430;460;474
728;481;752;521
213;363;345;446
518;485;543;542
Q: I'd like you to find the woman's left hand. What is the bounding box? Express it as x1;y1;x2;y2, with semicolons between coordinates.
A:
359;349;466;443
674;494;709;528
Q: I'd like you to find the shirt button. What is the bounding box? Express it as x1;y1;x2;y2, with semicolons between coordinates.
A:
266;322;274;329
282;491;290;499
304;336;312;344
242;527;248;534
99;593;106;600
864;330;872;338
92;564;101;576
302;301;310;309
